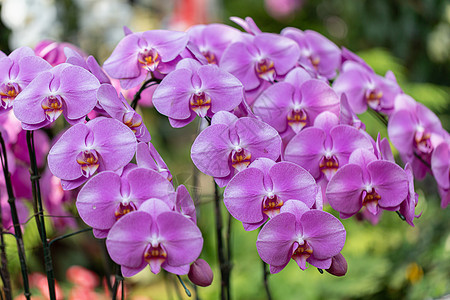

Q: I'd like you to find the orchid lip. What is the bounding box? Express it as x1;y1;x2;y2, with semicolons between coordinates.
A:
0;82;21;109
76;149;100;178
231;148;251;172
255;58;276;82
41;95;64;122
114;201;137;220
190;92;211;118
262;194;283;218
138;48;161;72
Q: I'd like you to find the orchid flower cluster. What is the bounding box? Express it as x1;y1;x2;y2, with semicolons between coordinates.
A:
0;15;449;295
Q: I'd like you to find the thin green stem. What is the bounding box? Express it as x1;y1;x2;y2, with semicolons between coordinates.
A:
214;182;229;300
0;210;12;300
48;228;92;246
0;132;30;300
26;131;56;300
176;275;192;297
262;261;272;300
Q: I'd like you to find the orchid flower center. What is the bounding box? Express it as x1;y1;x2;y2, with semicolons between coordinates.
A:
114;201;137;220
362;188;381;215
76;149;100;178
138;48;161;72
123;111;143;134
41;95;63;122
319;155;339;181
231;147;252;172
365;88;383;110
144;243;167;274
291;240;313;270
309;55;320;70
414;129;433;155
262;194;283;218
201;50;218;64
287;107;308;133
255;58;275;82
0;82;21;109
190;91;211;118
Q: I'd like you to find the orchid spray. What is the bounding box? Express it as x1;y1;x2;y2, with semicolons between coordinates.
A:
0;14;447;300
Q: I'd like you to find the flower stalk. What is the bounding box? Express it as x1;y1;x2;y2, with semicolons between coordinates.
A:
26;130;56;300
0;132;31;300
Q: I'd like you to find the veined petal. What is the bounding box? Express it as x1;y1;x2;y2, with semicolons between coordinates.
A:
367;161;409;208
141;30;188;62
284;128;326;179
191;124;232;178
198;65;243;113
157;212;203;267
253;82;293;133
103;34;141;79
300;210;346;259
330;125;374;165
89;118;137;172
256;212;297;267
152;68;194;120
13;71;52;125
235;117;282;161
224;167;267;224
254;33;300;76
326;164;365;215
76;171;123;230
48;123;90;180
269;162;317;208
106;211;152;268
127;168;175;207
59;65;100;120
220;41;261;90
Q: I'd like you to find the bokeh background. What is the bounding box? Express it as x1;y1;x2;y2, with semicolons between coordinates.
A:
0;0;449;299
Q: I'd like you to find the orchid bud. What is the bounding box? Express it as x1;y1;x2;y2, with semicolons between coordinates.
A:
188;259;213;287
326;253;347;277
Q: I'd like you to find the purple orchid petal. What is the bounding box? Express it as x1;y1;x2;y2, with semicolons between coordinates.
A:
191;124;232;178
13;71;53;125
157;211;203;266
59;65;100;120
254;33;300;76
48;123;90;180
198;65;243;113
223;167;267;224
76;171;123;230
89;118;137;171
86;56;111;84
432;142;450;189
300;80;340;122
234;117;282;161
367;161;409;208
152;68;194;120
175;185;196;223
103;34;141;80
220;41;261;90
300;210;346;259
284;127;327;179
127;168;175;208
141;30;188;62
269;162;318;208
256;212;296;267
387;109;416;154
330;125;374;166
211;110;238;126
106;211;152;268
253;82;293;133
326;164;365;215
136;142;172;181
280;200;310;222
17;55;52;83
